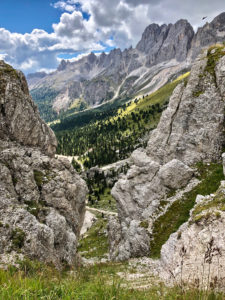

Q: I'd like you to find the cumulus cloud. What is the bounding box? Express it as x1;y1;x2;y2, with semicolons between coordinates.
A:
0;0;224;74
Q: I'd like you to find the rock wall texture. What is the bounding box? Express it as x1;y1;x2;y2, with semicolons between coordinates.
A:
0;61;57;156
108;46;225;261
160;179;225;289
0;62;87;268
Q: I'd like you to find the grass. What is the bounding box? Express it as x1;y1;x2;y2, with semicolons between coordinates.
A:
192;183;225;217
33;169;45;189
78;217;109;259
11;228;26;250
150;163;224;258
0;260;224;299
90;187;117;212
115;72;190;123
204;44;225;84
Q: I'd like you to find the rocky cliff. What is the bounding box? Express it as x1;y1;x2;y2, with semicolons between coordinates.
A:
108;44;225;269
159;178;225;289
28;13;225;121
0;61;87;268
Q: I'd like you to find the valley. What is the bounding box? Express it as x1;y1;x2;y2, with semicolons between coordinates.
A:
1;8;225;300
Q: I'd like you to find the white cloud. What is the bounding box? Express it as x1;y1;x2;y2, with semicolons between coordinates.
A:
53;11;85;37
0;0;224;74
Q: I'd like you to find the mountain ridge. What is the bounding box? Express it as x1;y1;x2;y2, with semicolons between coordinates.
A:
28;12;225;121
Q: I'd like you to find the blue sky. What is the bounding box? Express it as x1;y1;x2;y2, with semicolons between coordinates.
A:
0;0;224;74
0;0;61;33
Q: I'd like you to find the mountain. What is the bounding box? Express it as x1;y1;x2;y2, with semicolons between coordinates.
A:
28;12;225;122
108;44;225;288
0;61;87;268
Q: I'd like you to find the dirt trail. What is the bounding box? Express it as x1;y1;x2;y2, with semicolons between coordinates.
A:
86;206;118;216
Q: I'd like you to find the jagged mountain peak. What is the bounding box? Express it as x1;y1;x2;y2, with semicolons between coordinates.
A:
87;52;97;63
28;12;225;121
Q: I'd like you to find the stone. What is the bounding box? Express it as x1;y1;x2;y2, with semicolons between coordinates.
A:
0;61;57;157
146;53;225;165
160;182;225;289
108;48;225;262
0;63;88;268
158;159;194;189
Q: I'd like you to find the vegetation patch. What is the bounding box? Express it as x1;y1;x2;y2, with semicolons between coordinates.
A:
24;200;46;218
78;218;108;259
204;44;225;84
0;258;224;299
150;163;224;258
11;228;25;249
140;220;149;229
192;90;204;98
33;169;45;189
192;185;225;217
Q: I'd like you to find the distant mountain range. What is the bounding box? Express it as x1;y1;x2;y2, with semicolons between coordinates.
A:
27;12;225;121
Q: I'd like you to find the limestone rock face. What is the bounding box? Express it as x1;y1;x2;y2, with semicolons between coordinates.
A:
108;49;225;261
0;63;87;268
146;53;225;165
0;61;57;157
109;150;195;260
160;180;225;289
137;20;194;66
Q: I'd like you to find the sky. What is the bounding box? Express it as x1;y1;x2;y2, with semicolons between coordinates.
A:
0;0;224;74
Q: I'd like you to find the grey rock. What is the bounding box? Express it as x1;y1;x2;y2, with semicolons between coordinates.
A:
158;159;194;190
0;61;57;157
108;49;225;261
190;12;225;60
137;20;194;66
0;63;88;268
147;53;225;165
160;181;225;289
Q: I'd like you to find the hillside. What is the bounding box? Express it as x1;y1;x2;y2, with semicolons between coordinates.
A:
28;12;225;122
53;73;189;169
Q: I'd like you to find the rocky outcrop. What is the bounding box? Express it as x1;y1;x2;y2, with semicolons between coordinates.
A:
0;62;87;268
108;150;196;261
160;179;225;289
28;13;225;120
137;20;194;66
108;46;225;261
146;50;225;165
0;61;57;157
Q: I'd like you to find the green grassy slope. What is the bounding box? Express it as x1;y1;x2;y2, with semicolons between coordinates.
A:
0;259;224;299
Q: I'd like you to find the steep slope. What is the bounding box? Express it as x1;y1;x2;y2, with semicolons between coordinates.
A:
108;45;225;263
28;13;225;122
0;61;87;268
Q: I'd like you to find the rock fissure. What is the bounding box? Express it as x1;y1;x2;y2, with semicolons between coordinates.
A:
166;84;184;145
